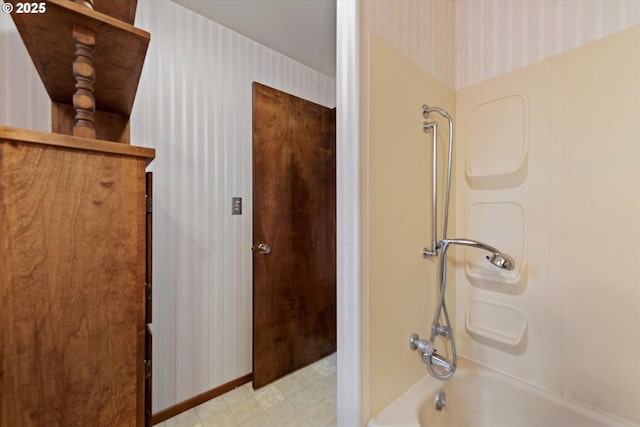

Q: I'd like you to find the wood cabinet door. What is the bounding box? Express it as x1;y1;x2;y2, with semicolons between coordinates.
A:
145;171;153;427
0;141;147;426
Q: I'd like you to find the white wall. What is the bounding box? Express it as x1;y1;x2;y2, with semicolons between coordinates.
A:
1;0;335;413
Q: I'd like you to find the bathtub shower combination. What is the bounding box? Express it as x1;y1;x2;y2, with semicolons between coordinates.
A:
409;104;515;380
369;105;637;427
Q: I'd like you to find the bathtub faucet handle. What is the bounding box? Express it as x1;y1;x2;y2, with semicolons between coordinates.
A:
410;333;434;355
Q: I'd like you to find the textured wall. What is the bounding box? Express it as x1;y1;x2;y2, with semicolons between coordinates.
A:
1;0;335;413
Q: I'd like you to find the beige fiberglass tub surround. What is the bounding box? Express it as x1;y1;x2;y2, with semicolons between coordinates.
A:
368;357;637;427
370;102;637;427
368;23;640;427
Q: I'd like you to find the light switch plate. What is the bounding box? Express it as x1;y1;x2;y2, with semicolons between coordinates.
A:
232;197;242;215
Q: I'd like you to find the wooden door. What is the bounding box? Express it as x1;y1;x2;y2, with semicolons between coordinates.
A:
252;82;336;388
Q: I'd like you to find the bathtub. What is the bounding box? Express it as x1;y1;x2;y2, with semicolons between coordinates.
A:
368;357;637;427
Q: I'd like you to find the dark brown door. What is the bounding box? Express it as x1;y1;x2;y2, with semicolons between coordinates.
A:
252;82;336;388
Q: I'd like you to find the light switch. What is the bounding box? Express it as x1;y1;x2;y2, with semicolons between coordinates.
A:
232;197;242;215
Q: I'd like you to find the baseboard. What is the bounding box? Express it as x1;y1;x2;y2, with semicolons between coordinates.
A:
152;373;253;425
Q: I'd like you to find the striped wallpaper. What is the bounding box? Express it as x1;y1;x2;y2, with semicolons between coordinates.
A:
456;0;640;88
360;0;640;89
133;0;335;412
360;0;457;88
0;12;50;131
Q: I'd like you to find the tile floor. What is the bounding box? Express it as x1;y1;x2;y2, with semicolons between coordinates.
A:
157;353;337;427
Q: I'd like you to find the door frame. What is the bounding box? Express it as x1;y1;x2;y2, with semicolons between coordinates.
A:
336;1;365;425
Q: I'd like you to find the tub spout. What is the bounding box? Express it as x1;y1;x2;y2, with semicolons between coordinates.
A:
429;352;453;374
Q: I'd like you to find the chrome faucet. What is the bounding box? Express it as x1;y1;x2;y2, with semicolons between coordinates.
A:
429;352;453;374
410;334;455;378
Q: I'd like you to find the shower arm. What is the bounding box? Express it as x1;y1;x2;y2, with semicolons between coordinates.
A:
422;104;454;258
441;238;501;255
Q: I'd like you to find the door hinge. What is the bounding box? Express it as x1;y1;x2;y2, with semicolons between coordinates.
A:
144;359;152;379
146;196;152;213
146;282;152;301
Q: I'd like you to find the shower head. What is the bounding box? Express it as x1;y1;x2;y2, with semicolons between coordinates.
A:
441;238;516;271
486;252;515;271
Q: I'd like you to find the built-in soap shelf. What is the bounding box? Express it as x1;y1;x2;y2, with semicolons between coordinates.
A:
465;300;528;355
465;95;528;190
466;259;528;295
465;201;527;294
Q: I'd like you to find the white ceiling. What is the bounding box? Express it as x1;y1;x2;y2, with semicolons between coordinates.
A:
170;0;336;77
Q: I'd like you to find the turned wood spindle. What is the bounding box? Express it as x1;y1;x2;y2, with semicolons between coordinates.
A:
72;26;96;138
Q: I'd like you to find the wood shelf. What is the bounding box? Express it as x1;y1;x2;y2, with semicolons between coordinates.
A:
0;125;155;162
7;0;150;116
93;0;138;25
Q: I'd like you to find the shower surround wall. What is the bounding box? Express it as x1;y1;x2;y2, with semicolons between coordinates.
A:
360;0;640;423
367;35;456;417
0;0;335;413
455;26;640;424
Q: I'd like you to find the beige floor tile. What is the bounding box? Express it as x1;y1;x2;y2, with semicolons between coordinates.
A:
293;366;323;388
200;408;239;427
273;375;305;397
264;399;300;426
301;401;335;427
288;389;321;413
311;360;337;377
164;353;337;427
240;412;276;427
281;415;313;427
322;392;337;415
164;408;201;427
254;384;286;409
196;395;229;421
229;397;266;424
224;384;254;407
307;378;335;401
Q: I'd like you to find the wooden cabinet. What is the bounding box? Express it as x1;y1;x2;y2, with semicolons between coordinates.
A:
0;127;155;426
1;2;154;424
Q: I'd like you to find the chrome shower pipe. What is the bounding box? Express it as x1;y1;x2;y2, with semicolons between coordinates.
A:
412;104;517;381
422;104;454;256
423;120;439;257
441;238;515;271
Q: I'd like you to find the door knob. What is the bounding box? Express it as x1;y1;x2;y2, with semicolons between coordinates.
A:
257;243;271;255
